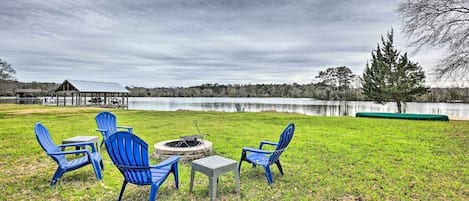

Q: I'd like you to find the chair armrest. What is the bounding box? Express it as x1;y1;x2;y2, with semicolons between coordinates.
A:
117;126;131;129
242;147;273;154
151;156;180;169
117;126;133;133
58;142;97;152
96;128;108;132
96;128;110;140
48;149;90;156
259;141;278;149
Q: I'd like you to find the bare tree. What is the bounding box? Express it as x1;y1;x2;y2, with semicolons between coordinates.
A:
397;0;469;80
0;58;16;81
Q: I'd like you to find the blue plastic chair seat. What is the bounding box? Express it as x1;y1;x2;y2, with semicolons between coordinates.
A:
238;123;295;185
62;152;102;170
245;153;270;166
35;122;103;186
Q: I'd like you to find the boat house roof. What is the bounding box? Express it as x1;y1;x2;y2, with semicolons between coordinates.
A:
55;79;129;93
15;89;42;93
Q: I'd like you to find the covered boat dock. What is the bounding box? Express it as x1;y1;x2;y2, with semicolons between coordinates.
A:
55;79;129;108
15;88;42;104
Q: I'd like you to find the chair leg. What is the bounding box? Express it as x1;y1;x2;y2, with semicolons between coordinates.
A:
149;184;159;201
118;180;128;201
51;168;64;186
172;163;179;189
263;166;274;185
275;160;284;175
238;151;245;173
100;160;104;171
91;160;103;181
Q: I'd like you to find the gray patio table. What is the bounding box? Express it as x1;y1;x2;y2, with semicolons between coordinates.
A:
61;136;100;153
190;155;240;201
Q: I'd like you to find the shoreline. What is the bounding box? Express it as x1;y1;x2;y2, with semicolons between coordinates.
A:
448;115;469;121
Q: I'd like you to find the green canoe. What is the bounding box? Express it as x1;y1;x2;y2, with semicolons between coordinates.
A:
355;112;449;121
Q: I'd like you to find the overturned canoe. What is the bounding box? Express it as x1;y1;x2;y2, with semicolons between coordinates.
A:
356;112;449;121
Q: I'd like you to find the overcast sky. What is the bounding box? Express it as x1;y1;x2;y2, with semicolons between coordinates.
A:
0;0;445;87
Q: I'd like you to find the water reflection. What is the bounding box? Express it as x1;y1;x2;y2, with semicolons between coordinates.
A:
1;96;468;118
128;97;469;118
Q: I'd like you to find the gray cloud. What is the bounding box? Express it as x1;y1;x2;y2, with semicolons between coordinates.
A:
0;0;442;87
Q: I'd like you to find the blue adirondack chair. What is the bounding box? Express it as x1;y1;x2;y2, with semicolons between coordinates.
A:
238;123;295;184
105;131;180;201
34;122;103;186
95;111;133;148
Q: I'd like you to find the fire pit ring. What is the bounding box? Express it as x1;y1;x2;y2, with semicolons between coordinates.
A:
153;139;212;163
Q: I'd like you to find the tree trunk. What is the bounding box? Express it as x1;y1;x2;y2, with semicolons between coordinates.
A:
396;101;402;113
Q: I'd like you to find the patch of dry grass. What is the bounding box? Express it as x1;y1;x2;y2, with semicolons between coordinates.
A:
1;104;102;115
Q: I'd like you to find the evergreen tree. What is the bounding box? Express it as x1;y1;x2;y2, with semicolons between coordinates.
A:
362;30;428;113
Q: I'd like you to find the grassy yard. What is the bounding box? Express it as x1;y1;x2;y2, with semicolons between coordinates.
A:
0;104;468;200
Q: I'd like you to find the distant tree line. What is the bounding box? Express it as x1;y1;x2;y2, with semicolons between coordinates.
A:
1;77;468;103
126;82;363;100
0;80;59;96
124;83;469;103
0;59;59;97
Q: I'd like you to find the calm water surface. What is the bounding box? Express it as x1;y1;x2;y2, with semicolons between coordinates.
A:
128;97;469;118
2;96;468;118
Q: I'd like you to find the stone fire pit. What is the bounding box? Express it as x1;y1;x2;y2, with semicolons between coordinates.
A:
153;139;212;163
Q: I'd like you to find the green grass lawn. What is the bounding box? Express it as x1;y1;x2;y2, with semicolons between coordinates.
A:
0;104;468;200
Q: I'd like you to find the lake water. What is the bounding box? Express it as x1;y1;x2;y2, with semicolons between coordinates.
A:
128;97;469;118
2;96;468;118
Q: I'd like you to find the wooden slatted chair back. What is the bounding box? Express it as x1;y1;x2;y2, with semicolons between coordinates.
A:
105;131;152;185
269;123;295;164
34;122;67;164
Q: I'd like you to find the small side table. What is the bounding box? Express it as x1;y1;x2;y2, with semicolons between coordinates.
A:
190;155;240;201
62;136;100;153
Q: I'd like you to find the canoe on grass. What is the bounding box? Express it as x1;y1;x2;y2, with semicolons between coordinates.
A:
355;112;449;121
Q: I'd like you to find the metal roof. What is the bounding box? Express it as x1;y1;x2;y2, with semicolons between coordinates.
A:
56;79;130;93
15;89;42;93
